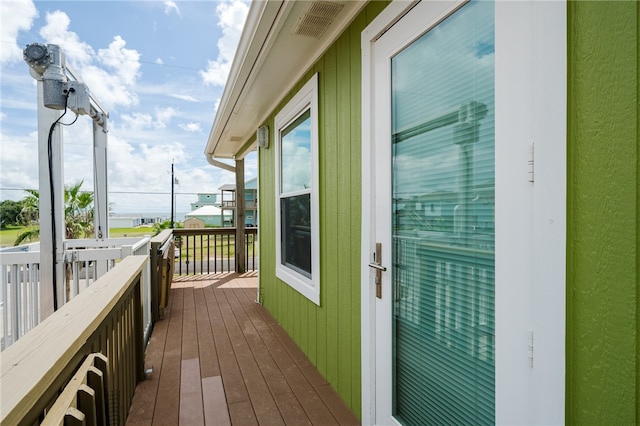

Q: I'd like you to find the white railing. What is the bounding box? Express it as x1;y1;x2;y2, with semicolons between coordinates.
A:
0;236;152;350
0;250;41;351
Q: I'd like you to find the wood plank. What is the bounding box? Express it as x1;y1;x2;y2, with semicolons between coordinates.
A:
315;384;360;425
216;289;284;425
237;292;337;424
151;287;183;426
249;295;329;388
203;285;248;404
227;401;257;426
224;285;291;396
201;376;230;426
179;358;204;425
126;301;170;422
271;391;312;426
194;286;220;378
181;287;199;361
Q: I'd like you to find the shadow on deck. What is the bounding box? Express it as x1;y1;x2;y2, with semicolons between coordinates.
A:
126;272;360;425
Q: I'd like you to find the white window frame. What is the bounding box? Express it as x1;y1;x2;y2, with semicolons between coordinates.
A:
275;73;320;305
361;1;566;424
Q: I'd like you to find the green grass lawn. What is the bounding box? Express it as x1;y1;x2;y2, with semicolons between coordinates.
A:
0;225;24;247
0;226;156;247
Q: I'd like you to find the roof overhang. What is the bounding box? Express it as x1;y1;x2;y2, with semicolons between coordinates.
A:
204;0;367;162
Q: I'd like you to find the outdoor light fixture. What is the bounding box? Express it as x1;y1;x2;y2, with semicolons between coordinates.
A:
23;43;52;75
257;125;270;149
23;43;91;114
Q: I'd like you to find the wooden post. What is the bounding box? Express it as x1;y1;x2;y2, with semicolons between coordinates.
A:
235;158;246;273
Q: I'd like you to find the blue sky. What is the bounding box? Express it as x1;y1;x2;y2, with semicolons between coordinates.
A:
0;0;254;217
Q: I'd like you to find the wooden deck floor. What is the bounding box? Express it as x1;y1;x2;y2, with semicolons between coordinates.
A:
126;272;360;426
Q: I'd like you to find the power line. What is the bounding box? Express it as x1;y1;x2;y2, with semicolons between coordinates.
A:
0;187;206;196
0;39;227;75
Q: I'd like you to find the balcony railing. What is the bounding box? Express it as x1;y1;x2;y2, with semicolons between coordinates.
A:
173;227;258;275
0;256;148;425
1;236;151;350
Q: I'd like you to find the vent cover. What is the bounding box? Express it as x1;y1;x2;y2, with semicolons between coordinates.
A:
293;1;343;39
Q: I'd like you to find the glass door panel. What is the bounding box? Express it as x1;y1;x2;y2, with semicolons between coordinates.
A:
390;1;495;424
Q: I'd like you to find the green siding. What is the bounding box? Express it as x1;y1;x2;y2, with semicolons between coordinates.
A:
567;1;639;424
258;2;389;418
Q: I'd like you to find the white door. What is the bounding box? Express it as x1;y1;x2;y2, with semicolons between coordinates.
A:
362;1;566;425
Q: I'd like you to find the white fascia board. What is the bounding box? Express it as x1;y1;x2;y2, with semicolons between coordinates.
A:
205;0;284;157
205;0;368;161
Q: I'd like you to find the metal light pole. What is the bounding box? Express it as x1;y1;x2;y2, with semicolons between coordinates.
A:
23;43;109;316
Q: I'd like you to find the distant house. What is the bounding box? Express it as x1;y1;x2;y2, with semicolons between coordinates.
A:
109;216;142;228
219;177;258;227
183;217;205;229
109;215;163;228
184;205;227;227
204;1;638;424
190;193;218;210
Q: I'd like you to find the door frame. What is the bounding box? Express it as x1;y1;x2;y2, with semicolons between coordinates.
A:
361;1;567;424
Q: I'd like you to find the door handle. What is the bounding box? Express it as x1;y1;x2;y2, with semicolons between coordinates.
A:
368;243;385;298
367;262;387;272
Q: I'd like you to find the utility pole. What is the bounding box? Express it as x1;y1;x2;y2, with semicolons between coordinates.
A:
170;161;175;228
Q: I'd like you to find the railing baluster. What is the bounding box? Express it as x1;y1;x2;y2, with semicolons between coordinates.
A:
214;233;218;273
227;233;231;272
186;235;190;275
11;265;19;343
207;234;210;274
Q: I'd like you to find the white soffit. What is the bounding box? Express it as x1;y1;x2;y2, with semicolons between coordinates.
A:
205;0;366;160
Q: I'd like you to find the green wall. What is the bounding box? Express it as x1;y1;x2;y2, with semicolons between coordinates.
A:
567;1;639;423
257;2;389;418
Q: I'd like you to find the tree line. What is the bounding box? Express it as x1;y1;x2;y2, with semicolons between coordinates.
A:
0;182;94;245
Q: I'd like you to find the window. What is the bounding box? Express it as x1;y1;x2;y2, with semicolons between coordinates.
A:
275;74;320;304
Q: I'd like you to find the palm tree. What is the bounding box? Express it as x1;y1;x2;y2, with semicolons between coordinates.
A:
14;182;94;245
64;182;94;239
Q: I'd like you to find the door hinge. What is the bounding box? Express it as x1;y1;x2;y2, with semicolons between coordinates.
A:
528;330;534;368
528;143;535;183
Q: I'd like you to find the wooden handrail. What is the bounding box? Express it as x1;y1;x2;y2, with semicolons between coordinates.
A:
0;255;147;426
150;230;174;321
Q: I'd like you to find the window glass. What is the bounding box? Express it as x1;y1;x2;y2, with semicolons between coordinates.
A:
281;110;312;193
280;193;311;276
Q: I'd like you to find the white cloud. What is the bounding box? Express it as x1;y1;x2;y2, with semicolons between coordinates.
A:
0;131;39;199
0;0;38;64
155;58;163;65
119;112;154;129
179;122;202;133
97;36;140;86
119;107;177;130
200;0;249;86
39;11;141;111
39;10;95;66
171;93;198;102
154;106;177;128
164;1;181;17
